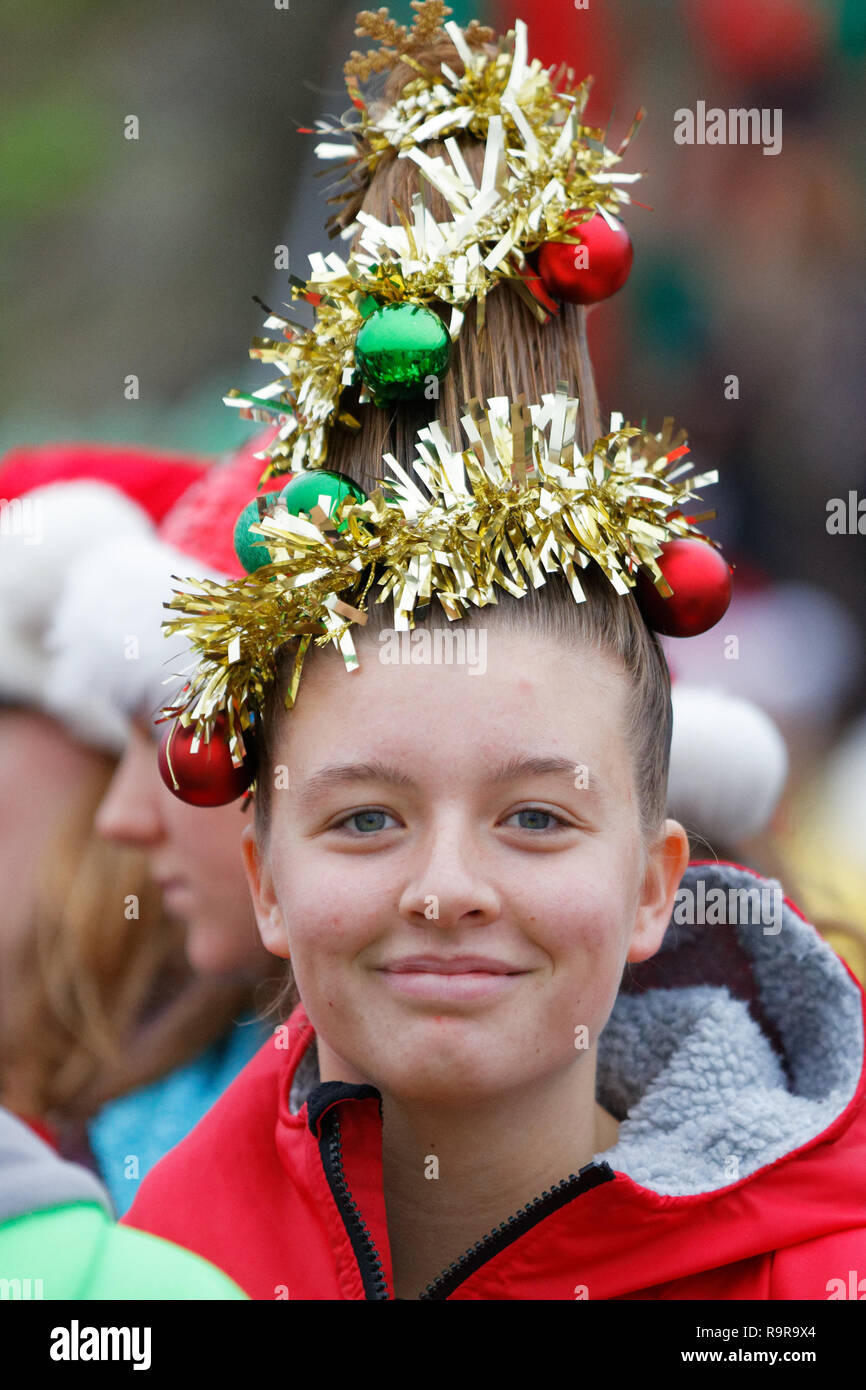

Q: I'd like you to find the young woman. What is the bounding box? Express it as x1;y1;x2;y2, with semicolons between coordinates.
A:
121;18;866;1298
0;754;255;1160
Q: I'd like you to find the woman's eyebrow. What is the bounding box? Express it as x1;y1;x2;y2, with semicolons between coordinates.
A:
299;760;414;803
298;754;598;803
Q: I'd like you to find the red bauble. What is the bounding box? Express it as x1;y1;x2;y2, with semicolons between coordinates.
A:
635;539;732;638
157;715;254;807
536;212;633;305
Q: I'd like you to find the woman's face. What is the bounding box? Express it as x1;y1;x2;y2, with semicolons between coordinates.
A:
244;628;688;1103
0;707;104;947
96;719;269;980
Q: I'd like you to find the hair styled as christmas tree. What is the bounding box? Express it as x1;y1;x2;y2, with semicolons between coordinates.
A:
154;2;733;809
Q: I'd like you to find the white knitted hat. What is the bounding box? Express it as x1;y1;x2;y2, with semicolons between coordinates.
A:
46;441;269;743
45;536;231;746
0;482;155;752
667;684;789;848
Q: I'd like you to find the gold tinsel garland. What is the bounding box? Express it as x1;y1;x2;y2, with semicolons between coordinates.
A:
162;386;717;764
326;6;635;236
343;3;495;88
225;10;643;480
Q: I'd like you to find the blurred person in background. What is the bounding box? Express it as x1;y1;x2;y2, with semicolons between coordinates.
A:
775;710;866;985
46;439;291;1211
0;446;280;1216
0;444;204;996
0;445;204;1147
663;576;866;983
0;767;263;1190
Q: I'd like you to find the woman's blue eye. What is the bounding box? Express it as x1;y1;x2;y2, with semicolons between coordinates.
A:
343;809;391;833
508;808;561;831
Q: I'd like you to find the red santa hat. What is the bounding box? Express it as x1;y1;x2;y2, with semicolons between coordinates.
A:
0;442;208;522
0;444;208;752
46;436;276;742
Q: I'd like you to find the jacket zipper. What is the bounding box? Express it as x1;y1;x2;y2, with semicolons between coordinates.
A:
320;1100;616;1300
319;1107;390;1300
419;1160;616;1299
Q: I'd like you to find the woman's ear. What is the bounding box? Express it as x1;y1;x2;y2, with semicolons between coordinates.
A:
626;818;691;964
240;822;290;959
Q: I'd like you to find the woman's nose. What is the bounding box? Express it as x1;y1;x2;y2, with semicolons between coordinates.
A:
397;817;501;928
95;737;164;847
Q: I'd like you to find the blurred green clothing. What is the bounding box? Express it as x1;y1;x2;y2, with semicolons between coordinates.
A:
0;1106;246;1300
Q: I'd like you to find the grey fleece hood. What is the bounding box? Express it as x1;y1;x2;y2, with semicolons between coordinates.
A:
594;861;864;1194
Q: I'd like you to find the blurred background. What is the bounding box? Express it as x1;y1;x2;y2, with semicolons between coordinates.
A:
2;0;865;947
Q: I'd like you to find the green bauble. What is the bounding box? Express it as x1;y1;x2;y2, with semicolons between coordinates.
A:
354;302;450;403
233;490;284;573
279;470;367;534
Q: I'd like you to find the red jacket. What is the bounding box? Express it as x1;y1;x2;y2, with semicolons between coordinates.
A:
123;863;866;1300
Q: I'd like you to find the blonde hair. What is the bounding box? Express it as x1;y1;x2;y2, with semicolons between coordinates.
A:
0;759;269;1130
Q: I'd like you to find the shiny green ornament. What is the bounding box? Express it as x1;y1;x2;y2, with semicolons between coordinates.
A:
279;469;367;534
354;302;450;404
233;490;283;573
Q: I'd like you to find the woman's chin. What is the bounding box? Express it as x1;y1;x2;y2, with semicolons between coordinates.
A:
356;1025;524;1106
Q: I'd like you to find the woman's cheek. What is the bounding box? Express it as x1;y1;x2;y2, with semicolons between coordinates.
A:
528;876;614;960
284;906;373;993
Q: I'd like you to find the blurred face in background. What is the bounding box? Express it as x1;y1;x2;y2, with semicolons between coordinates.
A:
95;717;268;979
0;707;107;945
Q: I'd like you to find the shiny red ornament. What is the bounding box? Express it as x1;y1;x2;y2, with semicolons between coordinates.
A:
536;212;633;305
157;714;254;807
635;539;733;638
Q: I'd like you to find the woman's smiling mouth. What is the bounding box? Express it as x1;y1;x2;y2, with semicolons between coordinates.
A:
376;955;530;1002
